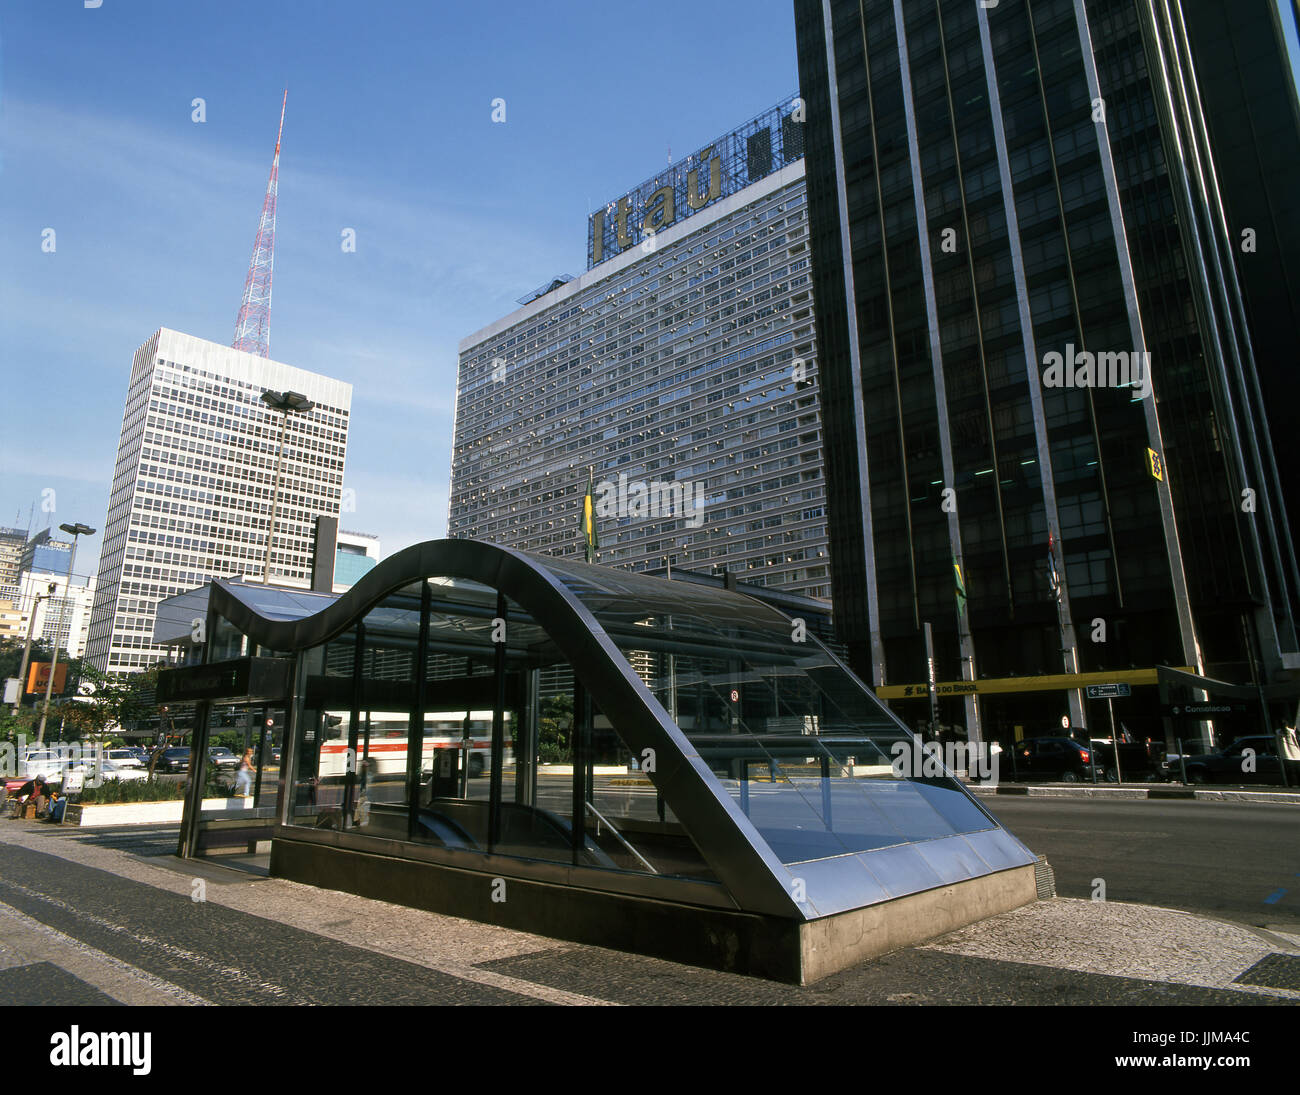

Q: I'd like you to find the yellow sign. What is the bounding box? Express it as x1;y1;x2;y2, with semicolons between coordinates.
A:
877;666;1195;700
590;146;722;264
1147;447;1164;481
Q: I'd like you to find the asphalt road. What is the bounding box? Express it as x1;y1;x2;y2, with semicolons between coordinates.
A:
985;796;1300;929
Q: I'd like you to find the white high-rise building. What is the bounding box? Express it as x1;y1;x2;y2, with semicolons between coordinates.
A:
17;569;97;660
85;328;352;674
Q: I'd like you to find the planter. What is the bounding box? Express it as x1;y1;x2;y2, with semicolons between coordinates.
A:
62;796;255;828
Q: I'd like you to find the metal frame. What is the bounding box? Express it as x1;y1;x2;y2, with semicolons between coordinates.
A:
587;95;805;268
195;538;1034;921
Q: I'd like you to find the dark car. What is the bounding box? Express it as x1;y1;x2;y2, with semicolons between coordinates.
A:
1007;736;1099;782
1164;735;1300;786
153;746;191;774
1087;738;1166;782
207;746;240;772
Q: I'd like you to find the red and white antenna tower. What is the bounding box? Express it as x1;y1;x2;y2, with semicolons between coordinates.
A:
233;90;287;358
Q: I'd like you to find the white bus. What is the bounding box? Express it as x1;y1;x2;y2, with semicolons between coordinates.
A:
316;711;513;780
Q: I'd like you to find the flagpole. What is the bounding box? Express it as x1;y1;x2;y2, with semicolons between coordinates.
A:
953;554;981;747
1049;525;1086;732
583;465;597;565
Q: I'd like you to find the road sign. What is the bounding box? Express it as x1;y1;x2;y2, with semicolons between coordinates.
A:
1086;683;1131;699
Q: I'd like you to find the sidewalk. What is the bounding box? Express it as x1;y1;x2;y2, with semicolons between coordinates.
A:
1;818;1297;1003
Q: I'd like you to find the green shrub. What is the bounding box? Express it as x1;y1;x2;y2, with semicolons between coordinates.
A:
76;778;187;804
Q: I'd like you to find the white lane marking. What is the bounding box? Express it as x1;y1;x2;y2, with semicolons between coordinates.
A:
0;879;305;1004
0;899;211;1006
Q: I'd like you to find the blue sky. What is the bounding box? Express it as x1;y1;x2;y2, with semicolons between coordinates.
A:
0;0;799;581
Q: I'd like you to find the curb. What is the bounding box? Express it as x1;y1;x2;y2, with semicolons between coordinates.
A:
966;783;1300;803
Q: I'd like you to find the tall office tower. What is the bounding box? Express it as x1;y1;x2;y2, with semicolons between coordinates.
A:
794;0;1300;740
1178;3;1300;534
0;526;26;602
85;328;352;675
20;528;73;578
449;99;831;596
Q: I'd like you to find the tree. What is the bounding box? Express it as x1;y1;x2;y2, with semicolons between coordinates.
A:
56;664;160;741
0;704;40;753
538;693;574;763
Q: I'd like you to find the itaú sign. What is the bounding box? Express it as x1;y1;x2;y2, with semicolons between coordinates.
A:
589;145;722;265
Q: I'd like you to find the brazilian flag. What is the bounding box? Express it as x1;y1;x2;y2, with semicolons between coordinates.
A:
581;468;599;563
953;555;967;617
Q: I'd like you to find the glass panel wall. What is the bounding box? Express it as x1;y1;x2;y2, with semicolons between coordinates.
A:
535;556;999;871
281;576;717;883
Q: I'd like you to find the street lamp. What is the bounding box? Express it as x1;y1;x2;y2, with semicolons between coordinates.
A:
36;522;95;744
13;582;58;714
260;390;314;586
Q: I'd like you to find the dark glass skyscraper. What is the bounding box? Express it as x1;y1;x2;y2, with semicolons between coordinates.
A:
794;0;1300;744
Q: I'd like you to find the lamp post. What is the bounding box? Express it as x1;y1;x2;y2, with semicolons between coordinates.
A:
36;522;95;744
260;390;314;586
13;582;57;714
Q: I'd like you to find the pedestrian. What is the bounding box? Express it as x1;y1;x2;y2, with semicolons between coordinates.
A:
235;748;255;796
9;775;49;818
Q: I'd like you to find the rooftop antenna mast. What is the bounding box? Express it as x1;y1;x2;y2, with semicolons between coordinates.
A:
233;89;287;358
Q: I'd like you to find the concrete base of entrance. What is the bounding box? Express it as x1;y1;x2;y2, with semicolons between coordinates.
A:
799;863;1040;983
271;836;1041;984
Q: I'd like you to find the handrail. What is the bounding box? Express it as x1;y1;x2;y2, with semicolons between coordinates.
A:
584;801;658;874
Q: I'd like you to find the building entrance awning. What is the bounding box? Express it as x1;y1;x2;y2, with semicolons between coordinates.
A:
1155;665;1300;703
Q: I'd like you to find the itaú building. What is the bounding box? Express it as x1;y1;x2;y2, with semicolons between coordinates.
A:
155;540;1040;983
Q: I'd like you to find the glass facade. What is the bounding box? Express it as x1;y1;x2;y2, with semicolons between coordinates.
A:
166;540;1035;921
794;0;1300;741
449;98;832;599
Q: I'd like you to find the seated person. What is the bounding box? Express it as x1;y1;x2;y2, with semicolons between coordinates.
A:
10;775;48;817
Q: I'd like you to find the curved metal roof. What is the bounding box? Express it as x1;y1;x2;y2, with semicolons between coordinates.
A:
206;539;1035;919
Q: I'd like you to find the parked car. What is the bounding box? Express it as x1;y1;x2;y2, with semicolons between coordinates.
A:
105;749;146;770
1163;735;1300;786
18;749;76;782
207;746;240;772
152;746;192;774
1087;738;1166;782
1006;736;1099;782
66;758;149;784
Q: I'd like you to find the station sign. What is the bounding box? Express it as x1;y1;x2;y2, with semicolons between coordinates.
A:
1164;702;1248;717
